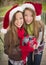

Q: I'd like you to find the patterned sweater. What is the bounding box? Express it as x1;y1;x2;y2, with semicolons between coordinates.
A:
34;28;44;54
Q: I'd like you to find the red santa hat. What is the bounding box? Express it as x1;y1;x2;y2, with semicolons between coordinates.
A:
1;4;23;34
9;5;23;22
34;3;42;21
21;2;42;21
21;2;35;12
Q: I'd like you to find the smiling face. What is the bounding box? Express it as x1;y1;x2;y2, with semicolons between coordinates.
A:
24;8;35;24
14;12;24;28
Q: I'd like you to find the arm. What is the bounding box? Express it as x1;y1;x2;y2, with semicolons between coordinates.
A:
37;21;44;48
37;31;42;47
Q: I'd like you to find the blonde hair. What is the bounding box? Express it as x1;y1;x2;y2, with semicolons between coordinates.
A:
23;8;44;38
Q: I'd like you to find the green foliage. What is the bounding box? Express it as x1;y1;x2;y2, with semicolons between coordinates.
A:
0;2;46;17
0;0;3;5
0;40;4;60
0;6;12;16
42;2;46;12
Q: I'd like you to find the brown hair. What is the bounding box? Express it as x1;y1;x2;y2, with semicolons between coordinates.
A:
8;11;23;46
23;8;44;38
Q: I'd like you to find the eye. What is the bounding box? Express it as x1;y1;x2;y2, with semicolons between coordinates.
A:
20;17;23;19
15;18;17;21
24;14;27;16
30;14;33;17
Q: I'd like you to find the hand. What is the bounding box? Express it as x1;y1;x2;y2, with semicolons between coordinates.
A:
33;44;37;49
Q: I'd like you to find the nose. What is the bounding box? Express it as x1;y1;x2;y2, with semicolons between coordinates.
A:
18;20;22;25
27;16;31;21
17;19;20;23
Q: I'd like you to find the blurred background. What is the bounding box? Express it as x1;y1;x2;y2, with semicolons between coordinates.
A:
0;0;46;65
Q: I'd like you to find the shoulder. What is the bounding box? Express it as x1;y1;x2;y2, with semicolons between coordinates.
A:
37;20;44;31
4;30;11;39
39;20;44;28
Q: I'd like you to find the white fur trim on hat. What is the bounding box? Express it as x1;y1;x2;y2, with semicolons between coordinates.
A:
35;15;41;21
21;3;35;11
9;6;23;21
1;28;7;34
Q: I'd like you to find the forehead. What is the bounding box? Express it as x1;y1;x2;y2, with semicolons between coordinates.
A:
25;7;34;12
24;9;33;15
16;12;23;15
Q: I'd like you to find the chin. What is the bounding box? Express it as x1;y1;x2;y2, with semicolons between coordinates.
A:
18;26;21;28
26;23;31;25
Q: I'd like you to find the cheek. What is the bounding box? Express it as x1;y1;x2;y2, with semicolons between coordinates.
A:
21;19;24;24
24;16;27;21
14;21;16;25
30;17;33;21
14;21;18;26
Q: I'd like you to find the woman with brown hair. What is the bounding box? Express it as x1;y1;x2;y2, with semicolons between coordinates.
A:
4;6;24;65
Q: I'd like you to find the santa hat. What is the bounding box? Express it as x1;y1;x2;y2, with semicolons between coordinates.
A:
1;4;18;34
21;2;42;21
34;3;42;21
9;5;23;22
21;2;35;12
1;4;23;34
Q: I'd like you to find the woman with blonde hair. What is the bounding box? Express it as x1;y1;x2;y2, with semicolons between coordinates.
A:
22;2;44;65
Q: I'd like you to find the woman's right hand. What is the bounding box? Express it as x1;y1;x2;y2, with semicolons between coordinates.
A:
33;44;37;50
